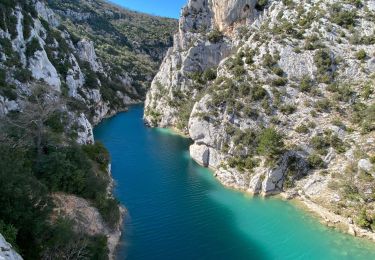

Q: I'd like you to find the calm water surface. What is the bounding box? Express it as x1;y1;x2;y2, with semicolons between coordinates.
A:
94;105;375;260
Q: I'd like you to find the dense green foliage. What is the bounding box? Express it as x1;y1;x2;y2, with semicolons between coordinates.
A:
257;128;284;158
0;88;118;258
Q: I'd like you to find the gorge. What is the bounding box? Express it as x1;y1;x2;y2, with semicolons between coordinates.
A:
0;0;375;259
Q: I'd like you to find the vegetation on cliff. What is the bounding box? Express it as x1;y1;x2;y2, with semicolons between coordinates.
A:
0;0;176;258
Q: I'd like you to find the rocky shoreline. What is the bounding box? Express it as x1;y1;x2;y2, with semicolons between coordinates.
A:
144;0;375;246
172;123;375;243
202;156;375;244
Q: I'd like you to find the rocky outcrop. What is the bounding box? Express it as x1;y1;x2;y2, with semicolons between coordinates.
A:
35;1;60;27
144;0;260;127
52;193;125;260
211;0;257;30
77;39;104;73
0;96;19;116
0;234;22;260
29;50;61;91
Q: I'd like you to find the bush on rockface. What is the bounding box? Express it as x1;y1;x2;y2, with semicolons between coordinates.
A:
330;3;357;29
207;28;223;43
314;49;335;83
299;75;313;92
308;153;325;169
14;68;32;83
0;220;18;248
257;128;284;158
26;37;42;58
256;0;269;11
203;67;217;82
355;49;367;61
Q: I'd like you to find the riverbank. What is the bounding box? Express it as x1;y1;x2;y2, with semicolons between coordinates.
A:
176;132;375;244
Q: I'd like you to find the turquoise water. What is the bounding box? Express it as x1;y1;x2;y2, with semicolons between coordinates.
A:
94;105;375;260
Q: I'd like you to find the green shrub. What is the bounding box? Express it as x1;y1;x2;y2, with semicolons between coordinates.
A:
26;37;42;58
251;85;267;101
314;49;334;83
329;134;347;153
272;77;288;86
357;210;371;229
233;66;246;77
0;68;6;86
256;0;268;11
228;156;259;171
310;135;330;154
257;128;284;158
207;28;223;43
280;104;296;115
272;67;284;77
296;124;309;134
45;111;68;134
300;75;313;92
362;83;373;99
263;53;277;68
14;68;32;83
355;49;367;61
95;195;120;229
330;3;357;28
23;12;33;40
83;142;110;171
308;153;325;169
245;49;256;64
202;67;217;81
314;98;331;112
0;220;17;247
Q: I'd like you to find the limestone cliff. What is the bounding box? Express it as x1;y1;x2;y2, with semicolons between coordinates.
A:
145;0;375;239
0;234;22;260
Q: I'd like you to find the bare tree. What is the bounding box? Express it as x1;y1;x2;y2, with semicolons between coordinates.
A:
42;237;90;260
4;84;62;159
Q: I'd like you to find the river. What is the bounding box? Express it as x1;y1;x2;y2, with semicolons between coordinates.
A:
94;105;375;259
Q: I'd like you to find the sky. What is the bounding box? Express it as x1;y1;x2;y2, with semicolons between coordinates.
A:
109;0;187;18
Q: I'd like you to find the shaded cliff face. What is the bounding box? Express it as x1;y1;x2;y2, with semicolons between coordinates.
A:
145;0;375;236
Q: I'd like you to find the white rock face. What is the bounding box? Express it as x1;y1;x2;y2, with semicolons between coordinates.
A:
358;159;374;174
35;1;59;27
190;143;210;166
144;0;255;127
12;10;27;66
66;54;85;98
0;234;23;260
77;39;104;73
29;50;61;91
76;113;94;144
211;0;257;30
52;193;123;260
0;96;19;116
279;46;316;79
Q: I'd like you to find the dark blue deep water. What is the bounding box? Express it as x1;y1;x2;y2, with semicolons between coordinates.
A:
94;105;375;260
